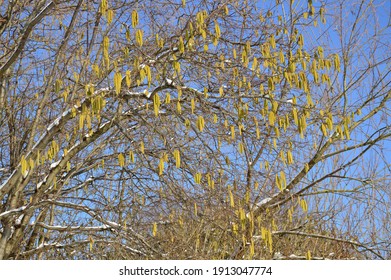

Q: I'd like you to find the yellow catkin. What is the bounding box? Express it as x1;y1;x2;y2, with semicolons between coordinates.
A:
191;98;195;114
158;158;164;175
230;125;235;139
129;151;135;163
179;36;185;53
194;172;202;184
321;123;327;136
136;29;143;46
287;150;294;164
126;70;131;87
140;141;145;154
107;9;114;24
269;111;275;126
153;94;160;116
300;199;308;212
238;142;244;154
228;188;234;207
21;155;28;176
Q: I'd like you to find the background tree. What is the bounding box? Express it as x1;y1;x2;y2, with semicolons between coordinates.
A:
0;0;390;260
